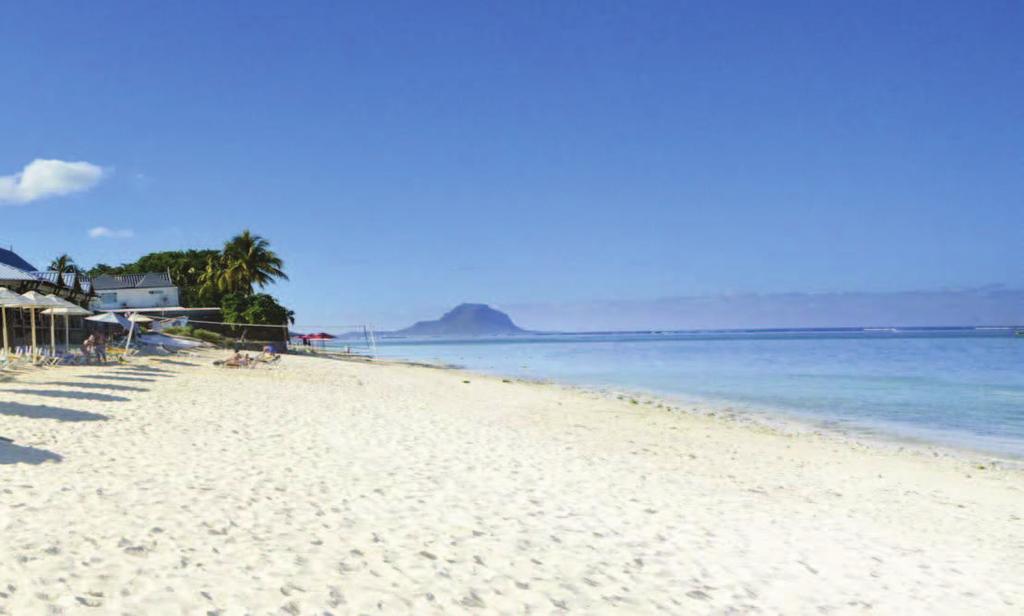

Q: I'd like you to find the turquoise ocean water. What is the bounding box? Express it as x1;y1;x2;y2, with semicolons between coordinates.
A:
347;328;1024;458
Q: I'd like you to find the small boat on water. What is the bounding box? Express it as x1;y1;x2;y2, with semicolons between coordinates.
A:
1016;329;1024;337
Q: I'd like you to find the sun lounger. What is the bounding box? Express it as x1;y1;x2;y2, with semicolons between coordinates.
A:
49;352;89;366
253;353;282;365
214;353;258;369
108;347;139;363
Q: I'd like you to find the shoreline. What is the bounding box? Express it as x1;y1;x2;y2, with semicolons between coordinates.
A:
3;352;1022;612
358;352;1024;470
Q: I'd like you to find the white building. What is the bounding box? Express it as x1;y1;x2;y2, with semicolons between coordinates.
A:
90;273;180;311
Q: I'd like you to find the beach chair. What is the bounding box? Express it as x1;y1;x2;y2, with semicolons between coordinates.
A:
214;353;256;369
0;360;16;380
37;348;69;367
31;350;54;368
252;352;282;368
52;352;87;366
108;347;139;363
17;347;44;369
1;351;27;373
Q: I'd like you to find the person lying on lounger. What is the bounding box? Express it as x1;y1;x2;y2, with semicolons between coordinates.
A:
213;351;249;368
226;352;249;368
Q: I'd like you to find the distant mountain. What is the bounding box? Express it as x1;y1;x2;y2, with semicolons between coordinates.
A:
395;303;525;336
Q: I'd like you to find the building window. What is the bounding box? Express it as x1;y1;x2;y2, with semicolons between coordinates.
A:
100;292;117;304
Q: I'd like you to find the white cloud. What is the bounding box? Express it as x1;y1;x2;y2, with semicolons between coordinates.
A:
0;158;105;205
88;226;134;239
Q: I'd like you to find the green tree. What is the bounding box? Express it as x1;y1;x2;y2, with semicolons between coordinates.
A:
129;249;222;306
83;232;291;317
88;250;224;307
48;254;79;289
241;294;295;325
218;230;288;295
219;293;249;324
87;263;123;277
49;254;79;274
198;254;225;303
221;293;294;325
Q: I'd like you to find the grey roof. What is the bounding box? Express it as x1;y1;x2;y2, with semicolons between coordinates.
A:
92;272;174;291
0;248;96;294
0;262;37;282
0;247;36;272
30;270;93;293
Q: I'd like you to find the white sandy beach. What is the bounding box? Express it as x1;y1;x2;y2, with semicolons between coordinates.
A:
1;353;1022;614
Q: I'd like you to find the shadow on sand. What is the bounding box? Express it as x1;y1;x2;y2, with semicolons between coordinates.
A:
39;381;148;393
112;371;172;378
128;364;177;371
0;440;62;465
0;401;108;422
149;359;196;367
80;374;157;383
5;389;130;403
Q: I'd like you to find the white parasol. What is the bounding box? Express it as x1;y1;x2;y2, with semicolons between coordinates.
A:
85;312;133;328
85;312;137;350
42;297;92;351
20;291;63;358
0;287;34;358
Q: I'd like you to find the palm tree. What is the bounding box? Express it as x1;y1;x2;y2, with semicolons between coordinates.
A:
198;255;225;301
48;254;79;289
218;230;288;295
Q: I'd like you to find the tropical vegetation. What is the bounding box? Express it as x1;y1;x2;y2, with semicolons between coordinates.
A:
201;230;288;296
84;230;292;326
91;249;221;306
221;293;295;326
49;253;80;275
48;253;81;290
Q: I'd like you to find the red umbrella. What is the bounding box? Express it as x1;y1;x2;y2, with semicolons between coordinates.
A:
302;332;336;341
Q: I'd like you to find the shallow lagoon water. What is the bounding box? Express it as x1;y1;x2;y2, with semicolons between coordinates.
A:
362;328;1024;458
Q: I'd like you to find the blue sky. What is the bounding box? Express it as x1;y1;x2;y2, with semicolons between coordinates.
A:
1;2;1021;330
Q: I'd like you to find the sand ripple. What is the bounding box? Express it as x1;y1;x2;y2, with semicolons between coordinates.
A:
1;355;1022;614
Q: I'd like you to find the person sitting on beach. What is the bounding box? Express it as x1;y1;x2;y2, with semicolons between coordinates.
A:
255;345;281;363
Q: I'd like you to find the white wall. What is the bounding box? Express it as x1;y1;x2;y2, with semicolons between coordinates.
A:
92;286;180;310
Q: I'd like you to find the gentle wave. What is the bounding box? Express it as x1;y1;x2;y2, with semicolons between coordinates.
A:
348;329;1024;458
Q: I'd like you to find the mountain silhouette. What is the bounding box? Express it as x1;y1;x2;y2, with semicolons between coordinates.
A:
396;303;525;336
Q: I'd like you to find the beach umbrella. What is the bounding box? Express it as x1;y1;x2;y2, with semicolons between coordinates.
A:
126;314;137;350
85;311;133;328
123;313;154;350
42;297;91;351
301;332;336;349
0;287;34;358
21;291;63;358
86;312;134;352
